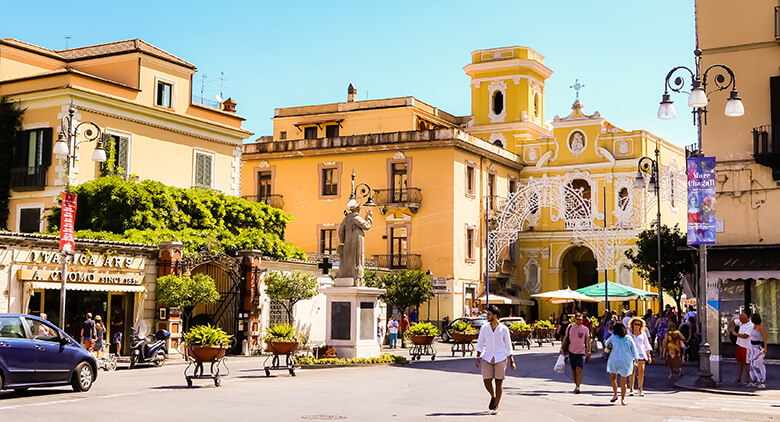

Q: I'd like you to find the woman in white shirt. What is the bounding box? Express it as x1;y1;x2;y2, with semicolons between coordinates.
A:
628;317;653;397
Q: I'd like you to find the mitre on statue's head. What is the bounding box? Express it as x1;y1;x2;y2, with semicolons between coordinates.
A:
346;198;360;212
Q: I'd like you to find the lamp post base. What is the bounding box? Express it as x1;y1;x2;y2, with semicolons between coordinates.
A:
695;342;716;388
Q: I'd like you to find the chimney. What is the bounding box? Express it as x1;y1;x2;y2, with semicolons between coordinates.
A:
347;84;357;102
222;97;237;113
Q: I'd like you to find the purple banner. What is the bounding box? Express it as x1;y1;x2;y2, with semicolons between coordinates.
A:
687;157;717;245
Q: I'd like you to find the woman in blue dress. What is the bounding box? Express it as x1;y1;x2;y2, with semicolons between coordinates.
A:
605;322;639;405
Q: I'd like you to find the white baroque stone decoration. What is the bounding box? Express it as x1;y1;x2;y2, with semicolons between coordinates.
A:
487;175;649;272
487;80;508;123
489;133;507;148
524;254;542;295
524;147;540;163
617;258;633;286
614;139;632;156
568;131;586;157
258;160;270;168
392;151;406;159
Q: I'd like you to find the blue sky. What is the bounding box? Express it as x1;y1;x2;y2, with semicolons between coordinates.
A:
4;0;697;146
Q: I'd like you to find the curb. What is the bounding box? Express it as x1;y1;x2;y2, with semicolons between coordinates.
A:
673;377;757;396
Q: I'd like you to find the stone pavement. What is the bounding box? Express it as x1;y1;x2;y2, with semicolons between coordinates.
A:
0;342;776;421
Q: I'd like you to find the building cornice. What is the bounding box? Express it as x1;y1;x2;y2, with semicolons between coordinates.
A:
10;87;252;145
463;58;553;79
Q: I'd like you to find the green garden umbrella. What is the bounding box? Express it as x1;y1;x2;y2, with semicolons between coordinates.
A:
575;281;658;301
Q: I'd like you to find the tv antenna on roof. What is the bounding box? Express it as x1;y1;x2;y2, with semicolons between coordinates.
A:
64;36;71;49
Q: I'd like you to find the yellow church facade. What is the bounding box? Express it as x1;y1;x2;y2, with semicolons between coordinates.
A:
241;46;686;325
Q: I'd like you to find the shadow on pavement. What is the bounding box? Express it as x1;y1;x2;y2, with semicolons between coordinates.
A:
426;411;494;417
0;388;75;399
397;352;687;393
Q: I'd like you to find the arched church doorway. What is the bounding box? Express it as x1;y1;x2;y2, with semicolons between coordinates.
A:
560;246;598;316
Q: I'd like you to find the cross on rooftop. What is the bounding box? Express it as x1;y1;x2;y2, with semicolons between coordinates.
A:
570;79;585;100
318;256;334;275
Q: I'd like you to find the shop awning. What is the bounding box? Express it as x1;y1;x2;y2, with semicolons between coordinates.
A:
531;288;602;304
477;294;533;306
26;281;146;293
575;281;658;300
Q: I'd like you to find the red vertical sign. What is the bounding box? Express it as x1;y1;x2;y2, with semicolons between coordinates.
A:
59;192;77;253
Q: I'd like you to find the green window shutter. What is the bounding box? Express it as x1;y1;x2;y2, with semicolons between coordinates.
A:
203;154;212;187
117;137;129;177
41;128;53;167
195;153;212;188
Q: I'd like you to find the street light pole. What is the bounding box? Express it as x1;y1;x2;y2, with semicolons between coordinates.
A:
635;151;663;312
53;105;107;329
656;48;744;388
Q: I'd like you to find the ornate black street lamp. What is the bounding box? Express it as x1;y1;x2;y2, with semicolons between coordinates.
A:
52;105;107;329
656;48;745;388
634;148;663;312
346;171;377;209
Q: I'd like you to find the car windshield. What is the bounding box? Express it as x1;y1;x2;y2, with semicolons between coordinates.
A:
470;319;488;327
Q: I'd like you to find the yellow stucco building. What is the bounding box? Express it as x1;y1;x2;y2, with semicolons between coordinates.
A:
695;0;780;357
241;46;685;325
1;38;253;233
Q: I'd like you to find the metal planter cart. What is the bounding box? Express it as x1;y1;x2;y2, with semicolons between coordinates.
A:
185;346;230;387
451;333;478;357
533;327;555;347
510;330;532;350
264;341;299;377
409;335;436;361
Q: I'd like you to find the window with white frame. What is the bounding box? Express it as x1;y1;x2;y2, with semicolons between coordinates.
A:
193;151;214;189
155;79;173;108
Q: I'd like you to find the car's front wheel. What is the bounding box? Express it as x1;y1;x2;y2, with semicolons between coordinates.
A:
71;362;94;392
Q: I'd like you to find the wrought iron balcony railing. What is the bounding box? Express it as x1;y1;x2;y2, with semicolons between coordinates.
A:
372;254;422;270
373;188;422;213
753;124;780;180
242;194;285;209
10;166;48;191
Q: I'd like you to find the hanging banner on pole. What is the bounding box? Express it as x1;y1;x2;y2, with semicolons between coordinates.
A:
686;157;716;245
59;192;78;253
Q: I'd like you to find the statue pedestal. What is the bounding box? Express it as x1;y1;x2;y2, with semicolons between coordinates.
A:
323;284;385;359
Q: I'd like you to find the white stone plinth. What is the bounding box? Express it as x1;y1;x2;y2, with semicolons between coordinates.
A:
323;286;385;359
334;277;355;287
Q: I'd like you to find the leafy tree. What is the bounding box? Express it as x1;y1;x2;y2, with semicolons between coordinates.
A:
0;97;25;229
264;271;319;324
46;176;305;259
156;273;220;329
624;224;694;312
375;270;434;347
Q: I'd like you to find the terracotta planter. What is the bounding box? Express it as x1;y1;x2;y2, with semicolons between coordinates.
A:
410;335;434;345
188;345;227;363
266;340;299;355
452;332;478;343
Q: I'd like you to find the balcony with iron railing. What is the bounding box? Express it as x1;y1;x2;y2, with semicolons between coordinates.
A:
372;254;422;270
753;124;780;180
10;166;48;191
242;194;285;209
373;188;423;214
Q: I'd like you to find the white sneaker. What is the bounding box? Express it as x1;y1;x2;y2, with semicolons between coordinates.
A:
491;408;500;415
758;383;766;389
628;389;634;396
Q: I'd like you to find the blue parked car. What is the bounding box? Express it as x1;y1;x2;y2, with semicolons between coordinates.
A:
0;313;97;392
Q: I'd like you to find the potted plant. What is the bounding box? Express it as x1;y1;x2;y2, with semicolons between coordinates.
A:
451;320;478;343
509;321;533;344
264;323;300;355
533;319;554;338
407;322;438;345
184;324;233;363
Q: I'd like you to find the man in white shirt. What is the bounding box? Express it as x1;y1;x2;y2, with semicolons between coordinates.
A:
387;317;399;349
621;310;634;327
732;313;754;384
475;305;515;415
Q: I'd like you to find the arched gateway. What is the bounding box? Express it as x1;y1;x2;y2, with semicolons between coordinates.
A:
488;175;646;274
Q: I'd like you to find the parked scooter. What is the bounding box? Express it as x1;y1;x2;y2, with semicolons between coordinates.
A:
129;327;170;369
